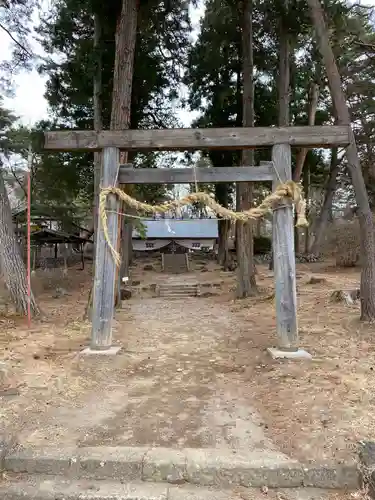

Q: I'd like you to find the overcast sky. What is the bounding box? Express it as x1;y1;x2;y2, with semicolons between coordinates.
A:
0;3;204;128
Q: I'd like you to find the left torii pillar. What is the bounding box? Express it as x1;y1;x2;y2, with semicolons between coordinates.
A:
82;146;122;355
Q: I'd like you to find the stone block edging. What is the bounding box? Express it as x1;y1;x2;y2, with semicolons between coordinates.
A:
1;445;360;489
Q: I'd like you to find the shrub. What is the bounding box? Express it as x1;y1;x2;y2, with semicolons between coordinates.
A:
333;219;360;267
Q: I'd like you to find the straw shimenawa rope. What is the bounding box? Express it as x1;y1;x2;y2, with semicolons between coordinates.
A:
99;180;308;267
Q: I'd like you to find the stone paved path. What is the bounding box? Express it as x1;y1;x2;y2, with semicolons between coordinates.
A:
16;296;288;463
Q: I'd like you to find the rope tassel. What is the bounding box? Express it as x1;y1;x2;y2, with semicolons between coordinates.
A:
99;181;308;267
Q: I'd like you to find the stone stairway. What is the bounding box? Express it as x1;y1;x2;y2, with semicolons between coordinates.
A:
161;253;190;274
157;278;199;298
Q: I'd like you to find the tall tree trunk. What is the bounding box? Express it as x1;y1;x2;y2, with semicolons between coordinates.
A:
93;11;103;262
293;82;319;254
278;21;290;127
111;0;139;304
236;0;256;297
309;148;339;254
216;184;231;269
293;82;319;183
119;216;132;280
86;11;103;320
270;4;291;270
111;0;138;130
308;0;375;320
0;170;39;316
256;219;261;237
234;66;242;251
218;219;231;269
303;160;310;254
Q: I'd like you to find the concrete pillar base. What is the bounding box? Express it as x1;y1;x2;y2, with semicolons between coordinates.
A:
267;347;312;360
80;346;122;356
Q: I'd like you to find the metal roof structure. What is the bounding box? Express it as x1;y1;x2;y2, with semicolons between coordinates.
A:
16;227;91;244
133;219;218;239
12;203;87;232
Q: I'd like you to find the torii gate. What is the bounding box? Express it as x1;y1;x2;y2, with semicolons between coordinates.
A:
44;125;350;359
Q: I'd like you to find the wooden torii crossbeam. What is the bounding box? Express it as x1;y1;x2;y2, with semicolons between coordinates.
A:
44;125;350;151
43;125;350;359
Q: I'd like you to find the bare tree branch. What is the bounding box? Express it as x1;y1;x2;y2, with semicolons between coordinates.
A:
353;40;375;52
0;22;33;57
347;2;374;9
9;165;26;196
143;111;168;128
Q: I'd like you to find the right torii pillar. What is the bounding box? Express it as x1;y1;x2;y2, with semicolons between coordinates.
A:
268;144;312;360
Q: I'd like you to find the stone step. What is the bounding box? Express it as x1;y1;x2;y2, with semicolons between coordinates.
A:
162;265;188;268
160;279;197;283
0;476;354;500
2;446;360;489
0;476;227;500
163;271;188;274
161;284;197;287
159;295;197;299
159;282;197;285
159;294;197;298
159;287;197;290
158;285;198;290
162;277;196;281
159;283;198;287
158;285;199;297
159;288;198;293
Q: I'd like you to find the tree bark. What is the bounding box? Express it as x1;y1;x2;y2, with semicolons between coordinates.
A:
256;219;261;237
236;0;256;298
93;11;103;261
215;183;231;269
303;159;310;254
0;169;39;316
270;4;291;270
111;0;139;305
309;148;339;255
119;215;132;290
308;0;375;320
218;219;231;270
293;82;319;183
278;20;290;127
86;11;103;320
111;0;138;130
293;82;319;254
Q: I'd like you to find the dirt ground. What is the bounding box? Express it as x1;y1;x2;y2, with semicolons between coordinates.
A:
0;255;373;464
